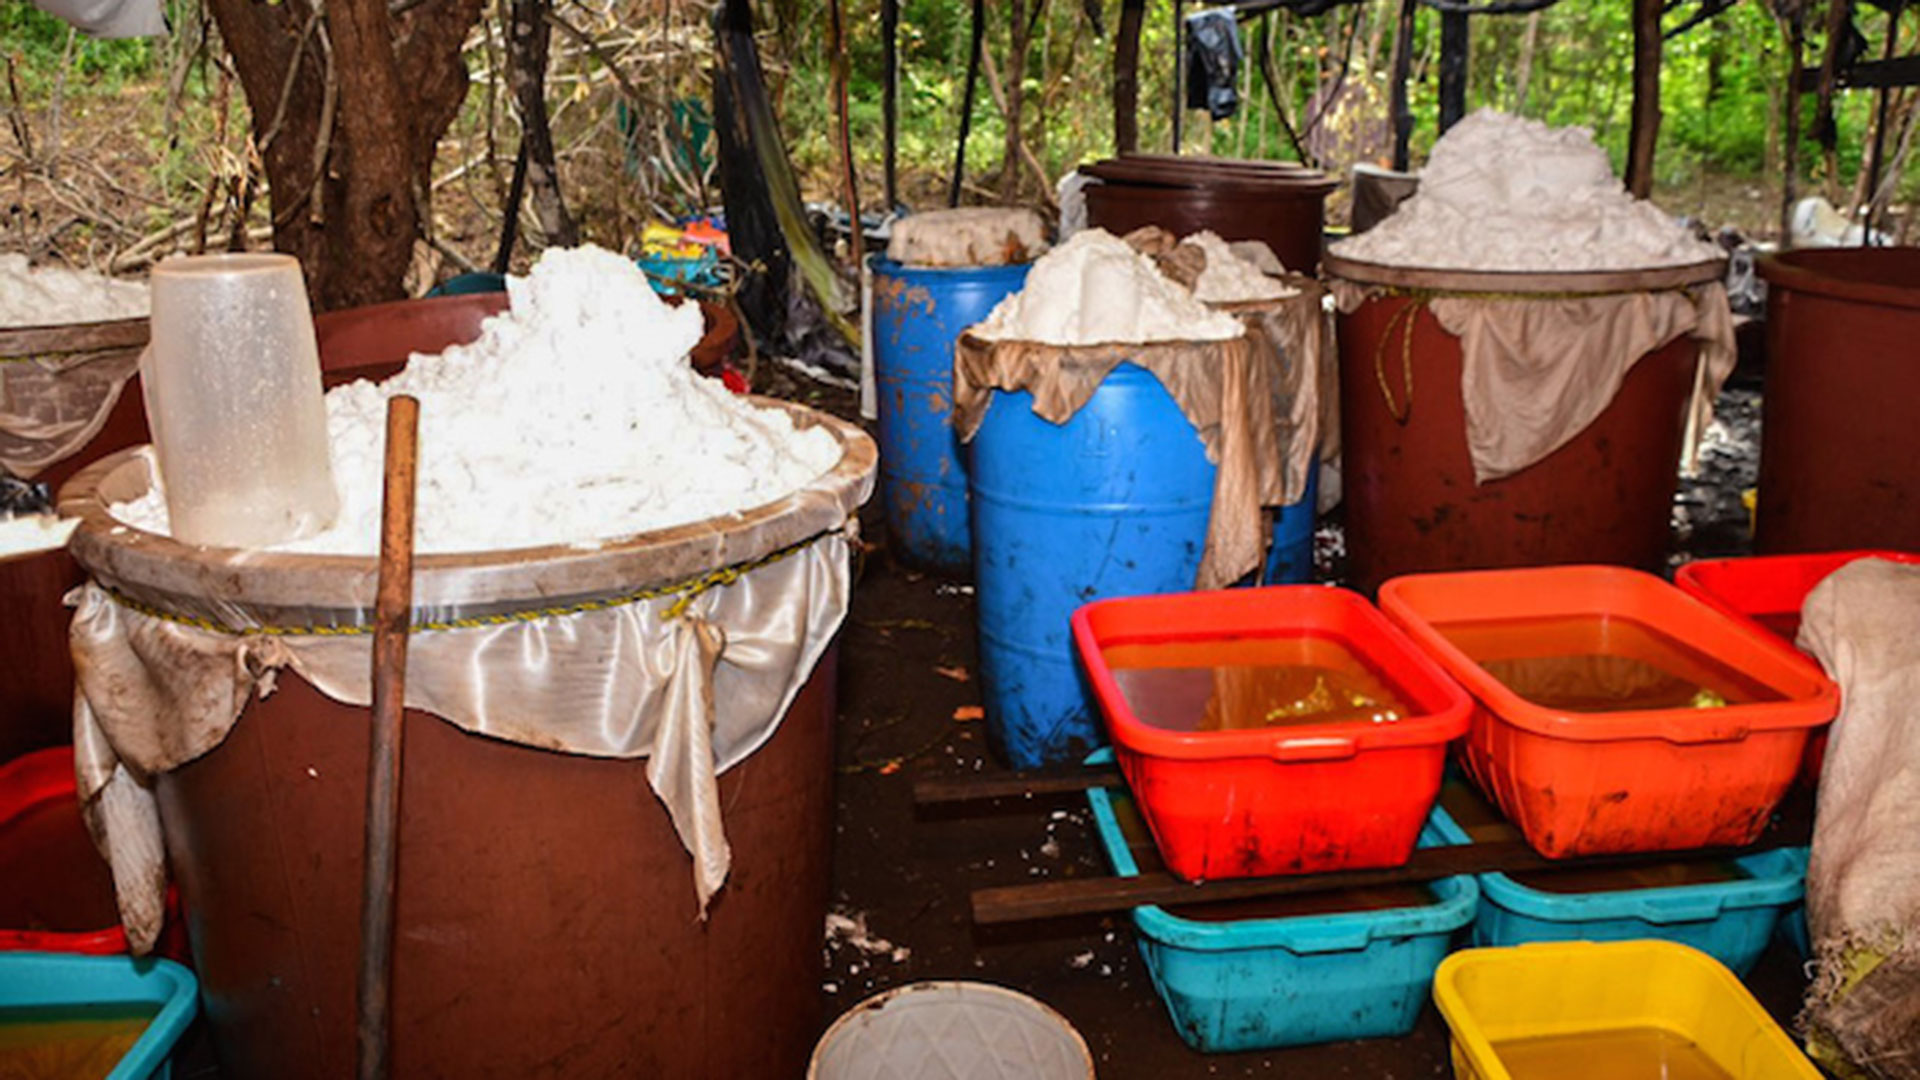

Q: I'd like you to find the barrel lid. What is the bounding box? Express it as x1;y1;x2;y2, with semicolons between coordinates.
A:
1080;155;1336;194
1325;252;1728;295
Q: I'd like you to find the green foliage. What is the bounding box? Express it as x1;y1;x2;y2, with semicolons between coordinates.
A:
0;2;157;92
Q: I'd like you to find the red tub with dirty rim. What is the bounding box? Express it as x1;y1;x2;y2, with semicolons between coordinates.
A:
1072;586;1471;882
1380;566;1838;859
1675;550;1920;783
0;746;185;959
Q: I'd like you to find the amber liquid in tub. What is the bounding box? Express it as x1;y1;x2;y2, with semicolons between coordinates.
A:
0;1002;157;1080
1105;636;1410;732
1491;1027;1733;1080
1437;615;1783;713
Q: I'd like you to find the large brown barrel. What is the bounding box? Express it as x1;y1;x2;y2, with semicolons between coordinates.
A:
1755;248;1920;553
156;658;836;1079
1080;156;1337;274
1332;257;1721;595
6;293;734;761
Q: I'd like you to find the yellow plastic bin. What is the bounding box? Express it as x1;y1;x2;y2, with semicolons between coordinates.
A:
1432;941;1819;1080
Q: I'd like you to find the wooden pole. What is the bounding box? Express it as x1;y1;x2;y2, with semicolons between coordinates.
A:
1781;5;1807;246
354;394;420;1080
1624;0;1664;198
950;0;985;206
827;0;862;267
1438;9;1469;134
1172;0;1185;152
1114;0;1145;154
1390;0;1417;169
1863;0;1906;241
882;0;898;210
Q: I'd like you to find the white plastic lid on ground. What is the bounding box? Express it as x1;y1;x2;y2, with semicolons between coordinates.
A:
809;981;1093;1080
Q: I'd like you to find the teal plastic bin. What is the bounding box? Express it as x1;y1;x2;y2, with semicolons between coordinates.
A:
0;951;199;1079
1428;807;1806;976
1085;750;1476;1052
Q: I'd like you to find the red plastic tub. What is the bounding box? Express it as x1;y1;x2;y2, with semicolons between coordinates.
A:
0;747;184;958
1675;550;1920;782
1072;586;1471;882
1379;566;1838;859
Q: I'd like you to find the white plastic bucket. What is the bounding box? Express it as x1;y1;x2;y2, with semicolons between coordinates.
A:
809;981;1095;1080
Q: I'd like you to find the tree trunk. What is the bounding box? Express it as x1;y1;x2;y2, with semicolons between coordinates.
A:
208;0;484;309
1390;0;1417;169
507;0;577;248
1624;0;1663;198
1002;0;1030;201
1438;11;1468;134
1114;0;1145;154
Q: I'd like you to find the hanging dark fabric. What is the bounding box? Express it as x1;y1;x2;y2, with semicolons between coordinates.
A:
1183;8;1243;120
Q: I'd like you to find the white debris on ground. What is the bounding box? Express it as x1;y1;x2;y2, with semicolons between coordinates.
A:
0;254;149;329
970;229;1243;345
1331;110;1722;272
824;907;912;965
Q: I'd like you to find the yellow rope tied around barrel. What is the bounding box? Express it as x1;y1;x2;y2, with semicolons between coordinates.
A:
101;529;840;637
1361;283;1696;426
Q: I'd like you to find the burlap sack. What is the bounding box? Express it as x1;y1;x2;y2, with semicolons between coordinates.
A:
952;331;1279;589
61;402;875;953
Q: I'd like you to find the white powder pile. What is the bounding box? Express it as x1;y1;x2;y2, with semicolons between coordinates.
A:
1184;230;1297;303
115;245;842;555
1331;110;1721;272
0;255;149;329
970;229;1243;345
0;514;79;557
887;207;1049;267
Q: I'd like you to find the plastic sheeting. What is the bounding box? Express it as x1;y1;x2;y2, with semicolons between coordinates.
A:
952;331;1280;590
29;0;164;38
1331;281;1736;484
1798;558;1920;1079
62;405;875;954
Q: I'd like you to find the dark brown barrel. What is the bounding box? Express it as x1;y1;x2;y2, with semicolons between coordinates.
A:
1334;258;1720;596
1079;155;1337;274
1755;248;1920;553
6;294;734;762
156;656;836;1079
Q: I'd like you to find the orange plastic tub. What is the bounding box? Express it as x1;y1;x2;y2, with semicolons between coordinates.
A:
1675;550;1919;784
1072;586;1471;881
1378;566;1837;859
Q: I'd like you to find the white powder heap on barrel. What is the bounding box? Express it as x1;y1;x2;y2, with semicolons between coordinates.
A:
1184;231;1297;303
115;245;841;555
970;229;1242;345
0;254;149;328
1330;110;1722;272
886;207;1049;267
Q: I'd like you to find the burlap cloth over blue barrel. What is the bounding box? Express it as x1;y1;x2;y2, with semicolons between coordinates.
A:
60;401;875;952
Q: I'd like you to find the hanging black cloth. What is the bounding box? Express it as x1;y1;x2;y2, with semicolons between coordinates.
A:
1184;9;1243;120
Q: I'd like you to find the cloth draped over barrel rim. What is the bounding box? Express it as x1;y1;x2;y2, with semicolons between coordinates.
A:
0;318;146;479
62;410;875;955
1797;558;1920;1080
1328;280;1737;484
952;330;1284;590
1216;276;1335;511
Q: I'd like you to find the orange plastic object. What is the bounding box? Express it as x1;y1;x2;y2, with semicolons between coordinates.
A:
1676;550;1920;783
1072;586;1471;882
1378;566;1838;859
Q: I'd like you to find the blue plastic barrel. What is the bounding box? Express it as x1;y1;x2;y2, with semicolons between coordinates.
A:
1262;463;1320;584
970;364;1216;768
870;257;1030;573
